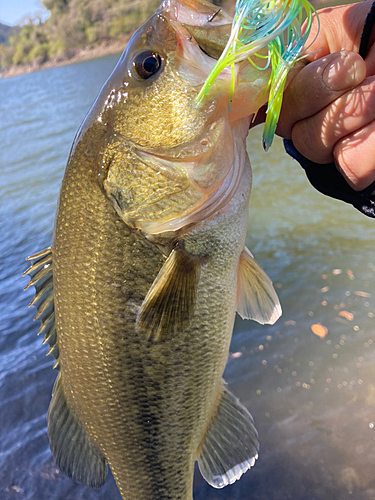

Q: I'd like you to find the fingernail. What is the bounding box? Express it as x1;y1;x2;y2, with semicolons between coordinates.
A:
323;51;366;91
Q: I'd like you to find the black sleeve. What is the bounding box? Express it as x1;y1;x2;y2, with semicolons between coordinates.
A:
283;0;375;218
284;138;375;217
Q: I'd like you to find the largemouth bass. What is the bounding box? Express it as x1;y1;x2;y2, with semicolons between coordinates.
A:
24;0;281;498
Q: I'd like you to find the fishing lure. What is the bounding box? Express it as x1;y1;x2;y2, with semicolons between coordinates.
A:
197;0;318;150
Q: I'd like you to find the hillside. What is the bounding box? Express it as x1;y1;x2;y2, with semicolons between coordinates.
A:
0;0;163;75
0;0;231;78
0;22;19;44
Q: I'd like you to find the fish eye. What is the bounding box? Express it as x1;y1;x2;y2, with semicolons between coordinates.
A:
132;51;162;80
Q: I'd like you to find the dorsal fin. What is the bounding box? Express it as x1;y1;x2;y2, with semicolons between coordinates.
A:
23;248;59;365
197;382;259;488
136;245;201;342
237;247;282;325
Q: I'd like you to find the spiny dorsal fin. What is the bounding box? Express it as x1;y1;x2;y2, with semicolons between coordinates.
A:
237;247;282;325
197;383;259;489
136;245;201;342
23;247;59;367
48;374;108;487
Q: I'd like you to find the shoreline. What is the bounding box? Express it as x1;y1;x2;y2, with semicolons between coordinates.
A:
0;38;130;79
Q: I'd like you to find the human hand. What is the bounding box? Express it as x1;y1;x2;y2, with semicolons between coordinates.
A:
276;2;375;192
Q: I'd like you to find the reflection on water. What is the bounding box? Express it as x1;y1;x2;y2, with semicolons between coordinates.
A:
0;54;374;500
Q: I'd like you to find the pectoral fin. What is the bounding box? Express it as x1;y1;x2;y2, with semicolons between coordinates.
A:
48;374;108;487
237;247;282;324
197;383;259;488
136;245;201;342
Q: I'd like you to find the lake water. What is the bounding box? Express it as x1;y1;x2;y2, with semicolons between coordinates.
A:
0;53;374;500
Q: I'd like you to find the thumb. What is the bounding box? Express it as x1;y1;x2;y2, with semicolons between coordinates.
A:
277;50;366;139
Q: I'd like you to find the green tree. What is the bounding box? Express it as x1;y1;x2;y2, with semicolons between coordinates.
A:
43;0;69;13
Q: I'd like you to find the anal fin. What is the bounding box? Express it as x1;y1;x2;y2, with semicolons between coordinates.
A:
237;247;282;324
136;244;201;342
197;383;259;489
48;374;108;488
